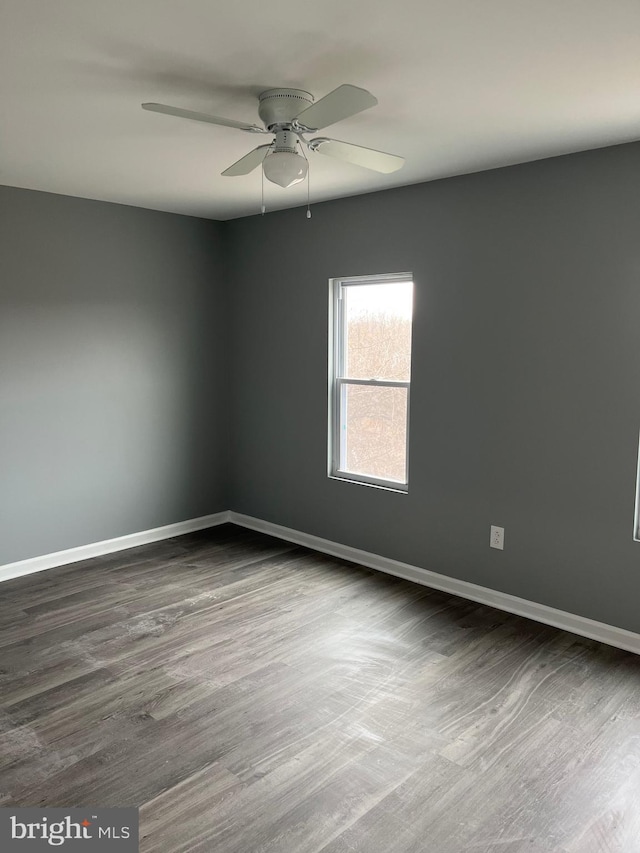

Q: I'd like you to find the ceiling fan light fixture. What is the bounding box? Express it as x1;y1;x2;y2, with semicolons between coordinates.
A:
262;150;308;188
142;85;404;197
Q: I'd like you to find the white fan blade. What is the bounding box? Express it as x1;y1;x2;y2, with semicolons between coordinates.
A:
294;85;377;131
222;145;271;176
309;138;404;173
142;103;266;134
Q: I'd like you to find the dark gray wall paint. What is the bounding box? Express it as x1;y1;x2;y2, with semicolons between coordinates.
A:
0;186;228;564
226;142;640;633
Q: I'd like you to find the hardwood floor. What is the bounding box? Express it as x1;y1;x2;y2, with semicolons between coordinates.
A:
1;523;640;852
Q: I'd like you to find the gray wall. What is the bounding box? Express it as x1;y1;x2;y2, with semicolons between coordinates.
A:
4;142;640;634
0;186;228;564
226;141;640;633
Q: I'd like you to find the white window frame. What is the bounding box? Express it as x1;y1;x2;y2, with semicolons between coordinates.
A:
328;272;412;492
633;430;640;541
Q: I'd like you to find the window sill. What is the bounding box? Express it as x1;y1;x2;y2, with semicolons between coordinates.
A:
328;473;408;494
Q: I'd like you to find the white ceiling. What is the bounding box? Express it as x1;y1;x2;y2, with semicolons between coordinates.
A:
1;0;639;220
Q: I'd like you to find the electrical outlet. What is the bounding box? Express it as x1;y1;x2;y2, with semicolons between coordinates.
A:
490;525;504;550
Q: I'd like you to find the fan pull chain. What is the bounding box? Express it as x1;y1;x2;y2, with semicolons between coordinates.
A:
261;165;266;216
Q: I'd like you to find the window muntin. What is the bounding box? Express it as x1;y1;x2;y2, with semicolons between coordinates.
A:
330;273;413;491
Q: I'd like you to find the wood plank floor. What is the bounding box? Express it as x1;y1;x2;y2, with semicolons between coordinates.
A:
1;524;640;852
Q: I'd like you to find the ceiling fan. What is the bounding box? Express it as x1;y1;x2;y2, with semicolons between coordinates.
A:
142;84;405;189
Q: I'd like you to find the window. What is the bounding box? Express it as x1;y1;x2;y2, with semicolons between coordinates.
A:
329;272;413;491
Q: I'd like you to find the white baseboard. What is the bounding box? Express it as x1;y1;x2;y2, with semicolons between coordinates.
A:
229;511;640;656
0;511;231;584
3;508;638;656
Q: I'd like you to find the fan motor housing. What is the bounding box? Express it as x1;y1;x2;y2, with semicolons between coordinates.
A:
258;89;313;130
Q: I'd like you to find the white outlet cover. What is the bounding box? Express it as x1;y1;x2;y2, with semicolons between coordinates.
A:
490;525;504;550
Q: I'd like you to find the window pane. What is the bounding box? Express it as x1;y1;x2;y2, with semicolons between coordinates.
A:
341;384;408;483
343;281;412;381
